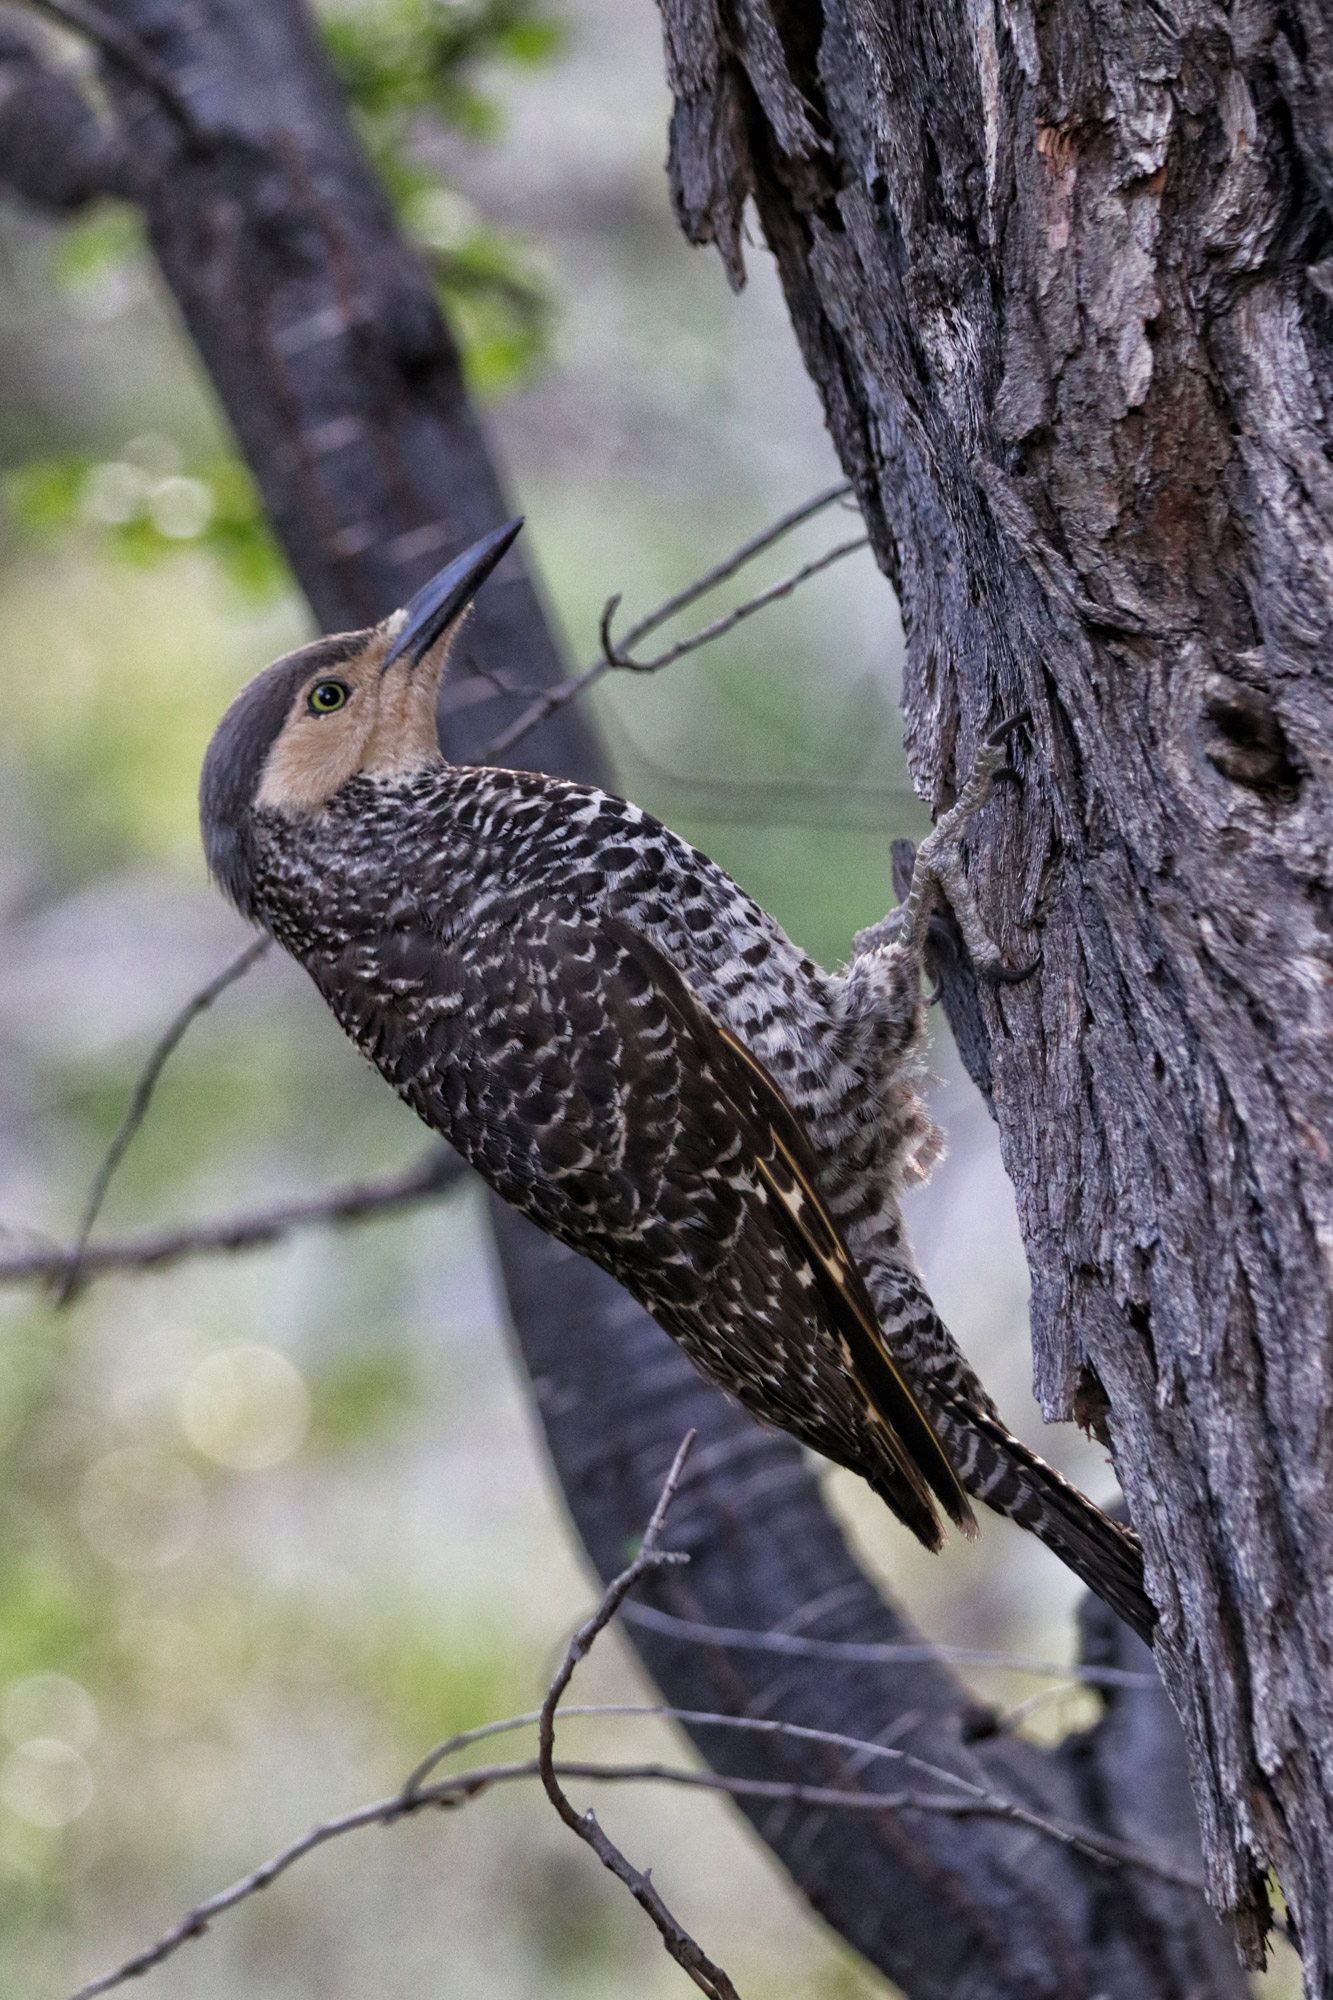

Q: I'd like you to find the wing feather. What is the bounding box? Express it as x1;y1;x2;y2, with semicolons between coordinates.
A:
605;919;973;1542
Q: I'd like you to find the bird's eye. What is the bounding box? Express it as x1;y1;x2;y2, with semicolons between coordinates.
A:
308;679;351;715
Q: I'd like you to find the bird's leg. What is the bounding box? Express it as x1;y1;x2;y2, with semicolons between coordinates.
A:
854;716;1037;985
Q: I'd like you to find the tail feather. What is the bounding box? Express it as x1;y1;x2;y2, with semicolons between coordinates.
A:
940;1397;1157;1646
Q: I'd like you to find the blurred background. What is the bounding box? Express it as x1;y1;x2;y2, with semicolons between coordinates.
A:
0;0;1293;1993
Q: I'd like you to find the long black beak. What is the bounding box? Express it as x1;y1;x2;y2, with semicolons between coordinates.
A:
381;517;524;671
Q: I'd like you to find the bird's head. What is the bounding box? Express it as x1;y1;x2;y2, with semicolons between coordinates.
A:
200;518;523;913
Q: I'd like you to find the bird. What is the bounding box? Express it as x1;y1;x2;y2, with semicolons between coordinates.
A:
200;518;1155;1645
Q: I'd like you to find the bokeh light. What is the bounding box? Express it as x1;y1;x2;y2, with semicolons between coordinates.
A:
179;1343;310;1471
0;1741;94;1830
79;1446;204;1569
2;1675;98;1753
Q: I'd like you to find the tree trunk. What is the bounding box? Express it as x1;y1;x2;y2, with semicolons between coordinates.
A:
0;4;1247;1993
658;0;1333;1976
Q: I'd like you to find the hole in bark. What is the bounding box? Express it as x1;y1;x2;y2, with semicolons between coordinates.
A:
767;0;827;114
1126;1301;1157;1381
1073;1363;1113;1449
1203;674;1302;800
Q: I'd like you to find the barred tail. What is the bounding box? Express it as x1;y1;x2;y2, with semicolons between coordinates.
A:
937;1397;1157;1647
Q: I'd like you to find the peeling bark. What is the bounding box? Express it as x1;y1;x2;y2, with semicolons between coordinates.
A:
657;0;1333;1976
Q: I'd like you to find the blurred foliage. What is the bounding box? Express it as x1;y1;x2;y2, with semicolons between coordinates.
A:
307;1345;422;1452
45;205;142;295
323;0;559;395
4;444;287;599
321;0;561;135
1;0;557;594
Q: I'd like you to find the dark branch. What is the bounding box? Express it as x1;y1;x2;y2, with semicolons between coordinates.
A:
0;1146;466;1288
0;18;127;207
19;0;207;139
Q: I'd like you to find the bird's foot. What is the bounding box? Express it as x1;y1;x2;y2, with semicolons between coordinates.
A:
891;714;1039;986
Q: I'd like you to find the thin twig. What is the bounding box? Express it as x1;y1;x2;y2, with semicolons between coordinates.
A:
401;1701;1200;1884
21;0;206;138
602;714;920;831
70;1489;1203;2000
0;1146;466;1290
989;1681;1083;1736
53;937;270;1305
619;482;853;653
69;1730;1206;1995
619;1602;1159;1690
480;487;867;762
609;537;869;677
535;1430;742;2000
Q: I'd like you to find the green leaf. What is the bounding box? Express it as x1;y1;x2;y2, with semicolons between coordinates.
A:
2;451;289;600
319;0;560;393
46;205;144;294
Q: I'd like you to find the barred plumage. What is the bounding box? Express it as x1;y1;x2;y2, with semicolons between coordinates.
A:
201;523;1154;1643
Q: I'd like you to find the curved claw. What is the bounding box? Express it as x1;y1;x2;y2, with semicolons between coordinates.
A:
986;709;1033;751
982;950;1042;987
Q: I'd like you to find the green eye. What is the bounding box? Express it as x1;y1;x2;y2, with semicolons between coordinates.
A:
308;679;351;715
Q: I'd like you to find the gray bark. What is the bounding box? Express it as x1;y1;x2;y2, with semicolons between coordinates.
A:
0;4;1245;1994
657;0;1333;1979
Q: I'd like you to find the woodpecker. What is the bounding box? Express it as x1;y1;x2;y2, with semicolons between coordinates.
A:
200;520;1154;1644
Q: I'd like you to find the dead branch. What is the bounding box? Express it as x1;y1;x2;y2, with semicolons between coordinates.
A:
617;481;854;651
480;491;868;762
0;1146;466;1289
53;936;271;1304
405;1702;1202;1884
601;537;870;676
619;1602;1158;1689
69;1705;1210;1998
533;1430;742;2000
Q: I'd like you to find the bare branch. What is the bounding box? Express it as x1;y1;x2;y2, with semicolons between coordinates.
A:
404;1701;1203;1884
480;489;868;763
534;1430;743;2000
20;0;206;138
619;481;854;653
602;714;920;831
605;537;870;677
69;1439;1207;2000
69;1727;1207;1996
53;936;271;1304
619;1601;1159;1690
0;1146;466;1290
65;1769;505;2000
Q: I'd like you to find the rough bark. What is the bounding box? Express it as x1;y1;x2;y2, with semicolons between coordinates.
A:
0;5;1244;1994
656;0;1333;1978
